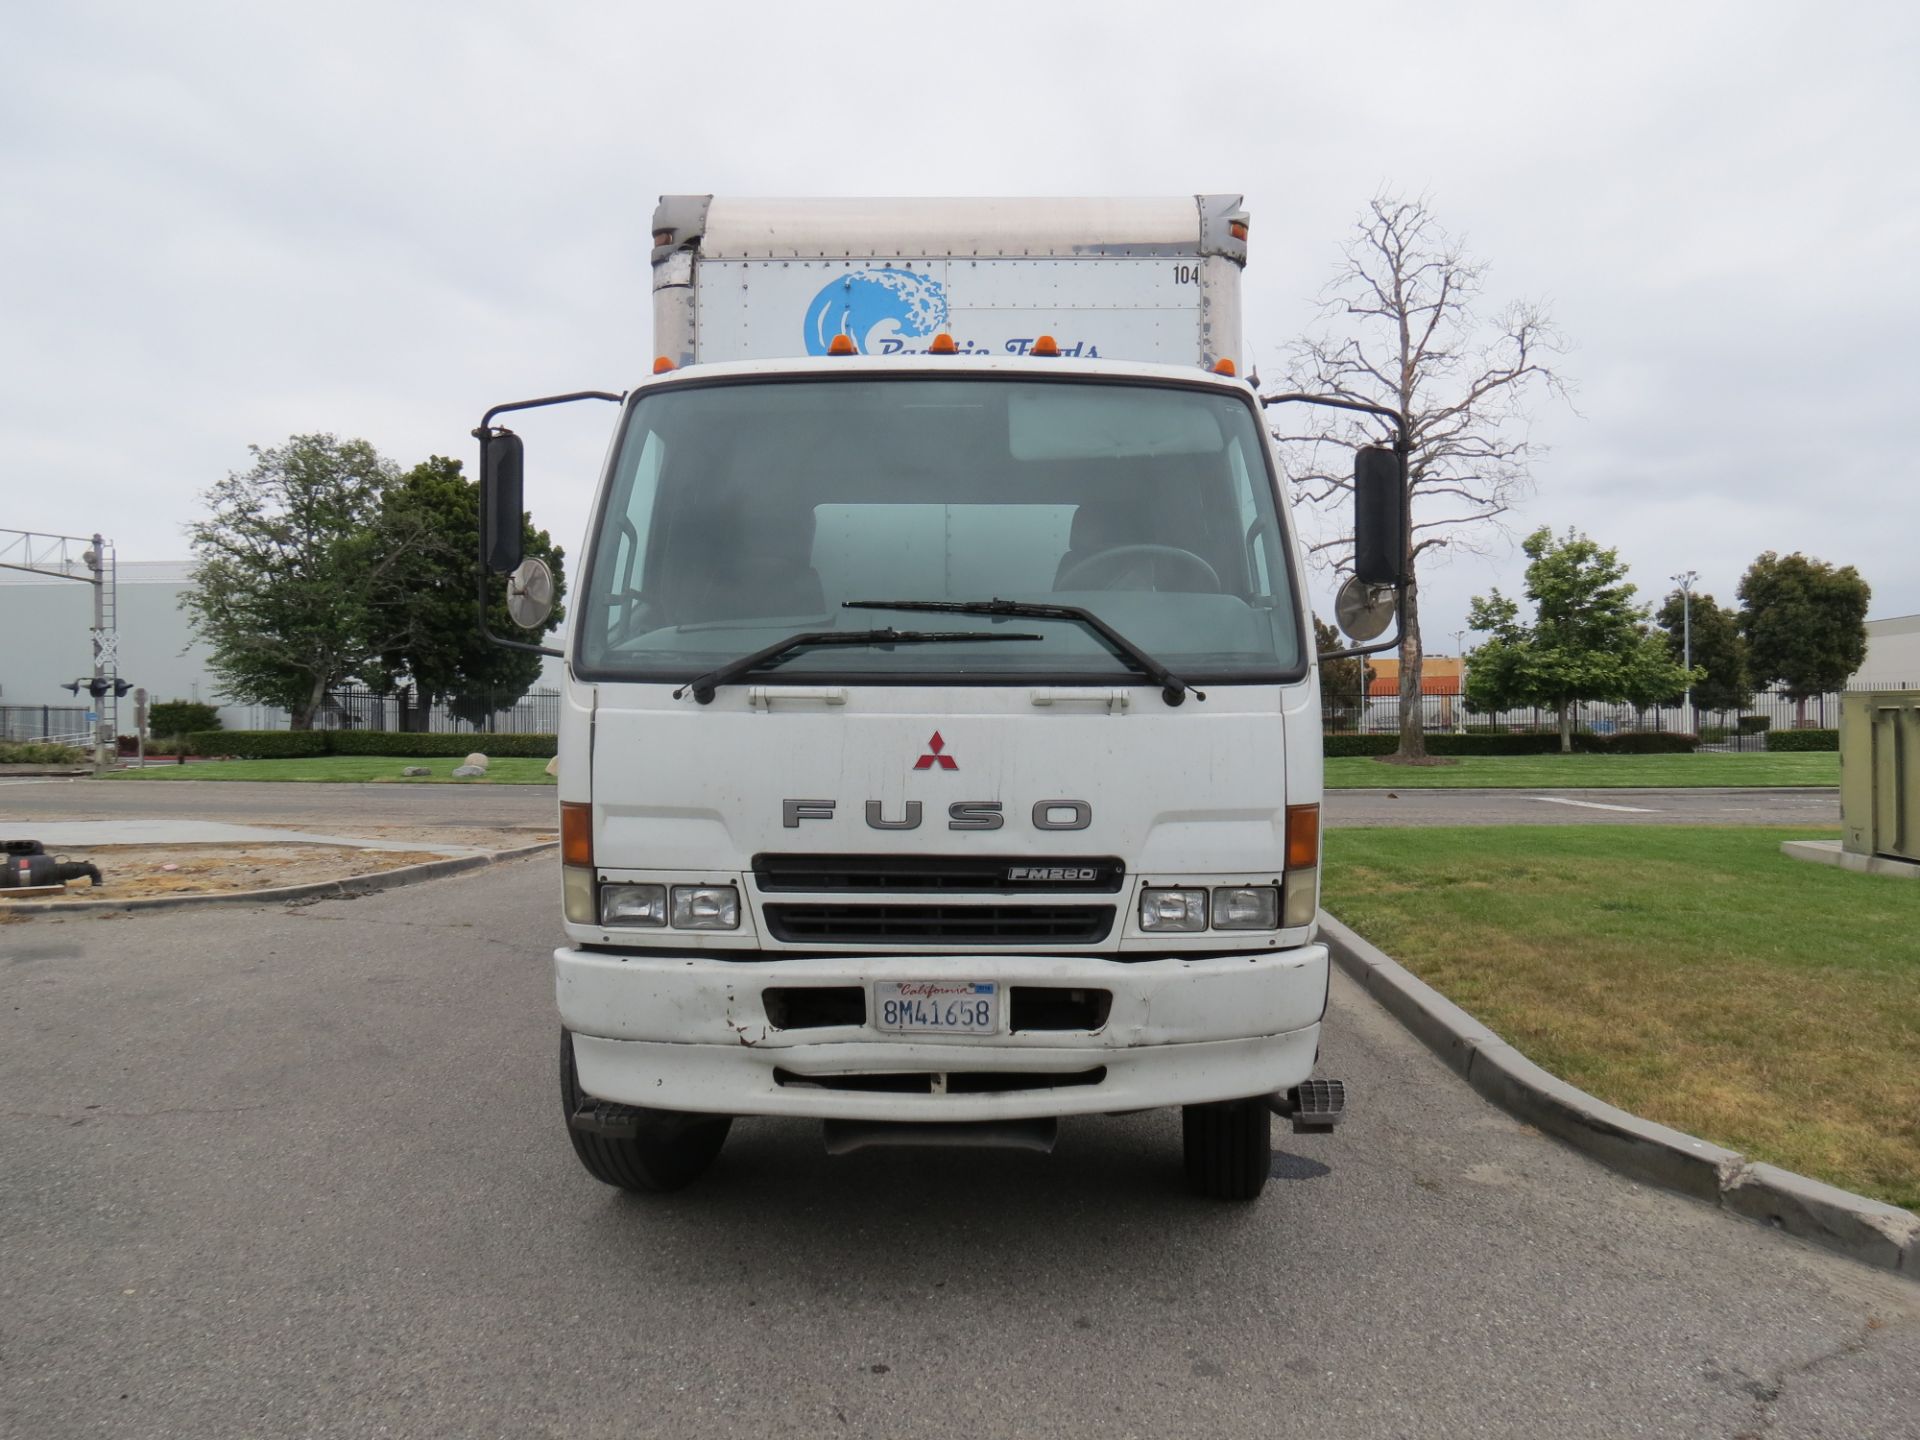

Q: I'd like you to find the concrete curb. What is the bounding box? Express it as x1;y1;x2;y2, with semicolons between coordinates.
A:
1320;910;1920;1278
0;841;556;916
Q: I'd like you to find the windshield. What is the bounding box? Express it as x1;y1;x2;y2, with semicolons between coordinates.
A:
574;376;1304;685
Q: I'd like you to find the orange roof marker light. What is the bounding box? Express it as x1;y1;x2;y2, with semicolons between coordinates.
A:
1229;219;1249;241
1029;335;1060;357
828;334;858;356
1211;358;1237;377
652;356;677;374
928;333;958;354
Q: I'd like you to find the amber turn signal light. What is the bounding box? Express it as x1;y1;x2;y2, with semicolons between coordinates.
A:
1285;803;1320;872
560;801;593;867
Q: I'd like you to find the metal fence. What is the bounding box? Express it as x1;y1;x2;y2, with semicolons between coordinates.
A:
315;685;562;736
1322;681;1910;746
0;703;92;745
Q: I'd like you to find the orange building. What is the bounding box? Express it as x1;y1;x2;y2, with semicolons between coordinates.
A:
1365;656;1465;727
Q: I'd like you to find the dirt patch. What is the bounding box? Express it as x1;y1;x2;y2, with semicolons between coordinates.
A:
0;843;464;903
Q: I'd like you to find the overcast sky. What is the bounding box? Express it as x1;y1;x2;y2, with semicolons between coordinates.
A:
6;1;1916;649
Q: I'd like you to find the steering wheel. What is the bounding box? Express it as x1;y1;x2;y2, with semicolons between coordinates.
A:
1057;544;1222;593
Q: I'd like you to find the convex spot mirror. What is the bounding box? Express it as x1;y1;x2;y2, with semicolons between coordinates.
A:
1352;445;1407;587
1334;574;1397;643
506;557;556;631
482;429;525;574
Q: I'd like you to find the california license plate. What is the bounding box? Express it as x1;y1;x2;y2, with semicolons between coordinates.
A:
872;981;1001;1035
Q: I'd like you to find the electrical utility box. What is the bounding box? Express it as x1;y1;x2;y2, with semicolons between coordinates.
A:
1840;691;1920;862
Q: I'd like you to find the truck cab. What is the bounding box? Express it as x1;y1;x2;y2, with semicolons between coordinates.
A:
482;197;1400;1200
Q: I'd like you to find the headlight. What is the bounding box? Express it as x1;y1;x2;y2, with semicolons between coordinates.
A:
1212;885;1280;929
600;882;666;927
671;884;741;930
1139;887;1208;932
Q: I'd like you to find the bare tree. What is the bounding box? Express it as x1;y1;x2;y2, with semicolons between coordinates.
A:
1271;194;1570;761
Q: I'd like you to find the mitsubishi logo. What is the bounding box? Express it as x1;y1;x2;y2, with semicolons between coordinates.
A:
913;731;957;771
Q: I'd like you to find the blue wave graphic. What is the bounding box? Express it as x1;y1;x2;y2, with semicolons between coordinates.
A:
803;269;948;355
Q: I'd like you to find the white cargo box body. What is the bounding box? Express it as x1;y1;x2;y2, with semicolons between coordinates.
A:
651;195;1248;372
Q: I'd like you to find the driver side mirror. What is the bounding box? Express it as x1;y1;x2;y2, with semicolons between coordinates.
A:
1352;446;1407;587
482;429;525;574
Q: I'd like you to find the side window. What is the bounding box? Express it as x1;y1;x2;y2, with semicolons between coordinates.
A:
601;430;665;645
1228;437;1272;597
620;431;665;590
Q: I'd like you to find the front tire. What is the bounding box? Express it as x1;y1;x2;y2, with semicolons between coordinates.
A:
1182;1097;1271;1201
560;1031;731;1193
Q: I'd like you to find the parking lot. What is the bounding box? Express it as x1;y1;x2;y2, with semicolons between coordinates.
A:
4;780;1914;1439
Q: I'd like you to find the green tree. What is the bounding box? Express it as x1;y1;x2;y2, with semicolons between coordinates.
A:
363;456;566;730
1464;527;1695;752
1314;616;1376;730
1654;591;1749;715
1737;552;1870;726
183;434;401;729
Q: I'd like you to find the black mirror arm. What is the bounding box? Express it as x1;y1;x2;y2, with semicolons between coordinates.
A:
1260;392;1409;454
1264;390;1413;641
1320;617;1407;663
472;390;625;659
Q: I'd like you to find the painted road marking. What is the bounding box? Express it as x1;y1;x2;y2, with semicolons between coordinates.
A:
1529;796;1659;814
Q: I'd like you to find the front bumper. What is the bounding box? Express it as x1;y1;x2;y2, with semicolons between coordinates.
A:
555;943;1328;1122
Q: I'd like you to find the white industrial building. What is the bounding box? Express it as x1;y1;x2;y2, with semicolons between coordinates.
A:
1859;614;1920;687
1;559;565;738
0;561;264;736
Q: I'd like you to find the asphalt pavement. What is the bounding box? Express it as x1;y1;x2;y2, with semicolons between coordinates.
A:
0;777;557;833
3;857;1911;1439
1;777;1838;834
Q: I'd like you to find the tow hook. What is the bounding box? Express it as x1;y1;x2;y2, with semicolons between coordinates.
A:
1271;1079;1347;1134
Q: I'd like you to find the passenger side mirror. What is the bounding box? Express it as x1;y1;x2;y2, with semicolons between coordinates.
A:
482;429;526;574
1352;446;1407;587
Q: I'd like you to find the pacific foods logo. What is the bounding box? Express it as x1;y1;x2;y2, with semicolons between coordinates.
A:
804;269;948;356
800;269;1102;357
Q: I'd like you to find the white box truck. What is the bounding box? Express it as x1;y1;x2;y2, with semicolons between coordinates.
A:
476;196;1408;1200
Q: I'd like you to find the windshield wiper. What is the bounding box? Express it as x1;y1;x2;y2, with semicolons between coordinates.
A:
843;599;1205;706
672;627;1042;704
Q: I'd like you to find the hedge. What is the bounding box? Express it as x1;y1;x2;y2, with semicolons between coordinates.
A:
1764;728;1839;752
1325;731;1699;757
324;730;558;758
186;730;328;759
1736;714;1773;735
0;740;86;764
148;700;221;736
184;729;559;760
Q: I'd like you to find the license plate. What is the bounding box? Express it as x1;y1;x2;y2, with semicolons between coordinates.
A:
872;981;1001;1035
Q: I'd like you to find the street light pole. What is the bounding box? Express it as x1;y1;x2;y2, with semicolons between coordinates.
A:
1671;570;1697;736
1450;628;1469;734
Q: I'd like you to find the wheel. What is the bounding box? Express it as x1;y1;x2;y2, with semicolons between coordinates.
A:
1182;1097;1271;1201
560;1031;731;1193
1057;544;1222;592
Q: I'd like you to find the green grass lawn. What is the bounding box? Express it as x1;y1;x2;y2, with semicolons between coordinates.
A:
108;756;556;784
1325;751;1838;789
1323;825;1919;1208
